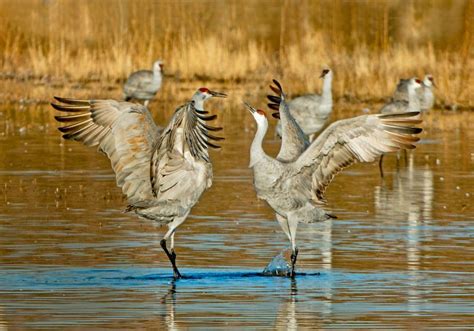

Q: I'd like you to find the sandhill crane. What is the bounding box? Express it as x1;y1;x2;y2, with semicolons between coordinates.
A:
392;74;435;111
244;80;422;277
379;78;423;177
380;78;422;114
420;74;435;111
272;69;333;141
52;87;227;278
123;60;164;107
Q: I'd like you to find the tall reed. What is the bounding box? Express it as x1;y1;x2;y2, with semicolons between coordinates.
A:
0;0;472;106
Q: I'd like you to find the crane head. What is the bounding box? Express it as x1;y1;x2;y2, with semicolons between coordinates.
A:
424;74;436;87
195;87;227;100
320;68;331;78
409;78;423;91
153;60;164;72
243;101;267;120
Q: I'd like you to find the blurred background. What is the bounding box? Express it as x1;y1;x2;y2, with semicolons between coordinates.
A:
0;0;472;107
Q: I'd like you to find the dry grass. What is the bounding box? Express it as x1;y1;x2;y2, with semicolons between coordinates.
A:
0;0;472;107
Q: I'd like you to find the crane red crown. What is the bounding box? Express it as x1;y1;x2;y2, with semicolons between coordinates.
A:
199;87;209;93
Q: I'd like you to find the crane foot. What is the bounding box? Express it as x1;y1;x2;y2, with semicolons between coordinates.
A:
160;239;182;279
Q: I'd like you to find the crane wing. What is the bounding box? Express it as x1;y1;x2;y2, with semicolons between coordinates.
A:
151;102;223;200
267;80;309;162
290;112;422;203
52;97;160;204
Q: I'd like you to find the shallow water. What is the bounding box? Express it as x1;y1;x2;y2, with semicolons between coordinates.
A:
0;99;473;328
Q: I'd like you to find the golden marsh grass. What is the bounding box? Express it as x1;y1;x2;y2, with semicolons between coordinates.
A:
0;0;472;107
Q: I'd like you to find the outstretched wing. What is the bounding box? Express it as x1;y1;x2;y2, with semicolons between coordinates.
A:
150;101;223;202
52;97;161;204
267;80;309;162
290;112;422;203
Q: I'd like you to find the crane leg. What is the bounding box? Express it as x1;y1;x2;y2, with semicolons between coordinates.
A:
161;215;188;279
288;218;299;278
160;238;182;279
290;247;299;278
276;214;299;277
379;155;385;178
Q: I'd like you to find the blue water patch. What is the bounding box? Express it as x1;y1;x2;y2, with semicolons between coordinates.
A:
0;266;324;290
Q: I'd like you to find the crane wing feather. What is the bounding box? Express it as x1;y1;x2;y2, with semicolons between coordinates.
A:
266;80;309;162
290;112;422;203
150;101;223;201
53;97;160;204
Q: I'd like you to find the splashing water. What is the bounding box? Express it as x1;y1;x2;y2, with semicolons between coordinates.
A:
262;251;292;276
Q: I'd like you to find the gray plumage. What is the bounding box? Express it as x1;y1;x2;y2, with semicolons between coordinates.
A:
380;78;422;114
266;80;308;163
391;74;435;111
245;80;423;276
378;78;423;177
420;74;435;110
52;88;226;278
273;69;333;141
123;60;164;107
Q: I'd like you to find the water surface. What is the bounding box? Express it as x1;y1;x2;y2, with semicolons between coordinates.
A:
0;98;473;328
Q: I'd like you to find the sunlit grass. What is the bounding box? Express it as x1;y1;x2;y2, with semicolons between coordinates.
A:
0;0;472;107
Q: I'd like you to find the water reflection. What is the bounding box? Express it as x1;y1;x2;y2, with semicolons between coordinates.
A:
161;280;179;331
374;153;434;266
1;103;473;328
0;308;6;331
275;278;298;330
374;153;434;314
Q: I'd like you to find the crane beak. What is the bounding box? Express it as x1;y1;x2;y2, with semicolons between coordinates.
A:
209;90;227;98
319;69;329;78
243;101;256;114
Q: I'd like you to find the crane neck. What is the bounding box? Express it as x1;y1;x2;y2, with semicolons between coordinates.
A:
249;118;268;168
407;86;420;111
152;67;163;83
192;98;205;111
321;72;333;102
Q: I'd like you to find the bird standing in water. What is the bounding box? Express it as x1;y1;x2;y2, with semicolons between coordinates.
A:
53;87;227;278
245;80;422;277
273;68;333;141
123;60;164;107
